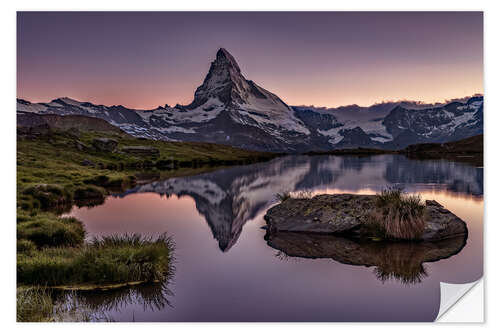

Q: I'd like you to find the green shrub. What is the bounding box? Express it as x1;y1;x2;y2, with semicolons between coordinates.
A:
18;194;41;211
17;239;37;254
73;184;106;200
22;184;72;209
83;175;110;187
105;178;125;188
16;210;30;223
17;234;174;287
83;175;136;190
17;213;85;248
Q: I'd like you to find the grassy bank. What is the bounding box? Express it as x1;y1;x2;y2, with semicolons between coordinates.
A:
16;211;175;321
17;208;174;289
17;234;174;287
17;128;277;211
402;134;483;167
17;210;85;248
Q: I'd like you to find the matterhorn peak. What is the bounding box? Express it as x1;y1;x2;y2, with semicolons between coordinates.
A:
185;48;248;109
175;48;309;136
215;48;241;73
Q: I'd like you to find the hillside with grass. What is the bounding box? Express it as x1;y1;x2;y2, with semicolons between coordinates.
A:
17;123;277;210
403;134;483;156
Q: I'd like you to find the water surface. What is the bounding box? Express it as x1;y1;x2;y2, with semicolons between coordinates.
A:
67;155;483;322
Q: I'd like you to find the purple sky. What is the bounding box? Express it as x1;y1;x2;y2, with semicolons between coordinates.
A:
17;12;483;109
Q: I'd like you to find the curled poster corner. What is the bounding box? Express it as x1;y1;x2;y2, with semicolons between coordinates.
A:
436;279;483;322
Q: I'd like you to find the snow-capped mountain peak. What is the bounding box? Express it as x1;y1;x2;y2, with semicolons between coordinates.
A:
182;48;310;136
187;48;243;109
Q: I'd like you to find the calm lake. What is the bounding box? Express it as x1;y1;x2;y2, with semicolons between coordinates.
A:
65;155;483;322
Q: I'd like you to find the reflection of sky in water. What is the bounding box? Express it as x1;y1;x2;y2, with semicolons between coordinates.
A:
67;155;483;322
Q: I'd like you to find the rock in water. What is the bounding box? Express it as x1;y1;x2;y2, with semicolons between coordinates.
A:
422;200;469;241
266;194;374;234
264;194;467;241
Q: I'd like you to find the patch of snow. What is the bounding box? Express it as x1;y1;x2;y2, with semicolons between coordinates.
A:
160;126;196;134
328;135;344;145
16;101;48;113
46;101;64;108
301;106;393;142
317;115;392;143
59;97;82;106
458;100;483;112
449;112;476;130
236;95;310;135
371;137;389;143
79;105;100;114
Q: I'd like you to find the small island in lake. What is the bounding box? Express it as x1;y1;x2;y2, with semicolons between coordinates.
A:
265;189;467;242
264;189;469;283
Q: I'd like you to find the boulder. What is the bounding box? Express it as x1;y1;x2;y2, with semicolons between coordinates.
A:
422;200;469;241
92;138;118;152
75;140;91;151
80;159;96;167
264;194;467;242
120;146;160;156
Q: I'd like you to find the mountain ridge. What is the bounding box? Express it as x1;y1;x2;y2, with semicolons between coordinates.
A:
16;48;483;152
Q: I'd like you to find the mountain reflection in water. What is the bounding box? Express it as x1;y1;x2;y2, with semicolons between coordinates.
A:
68;155;483;321
117;155;482;252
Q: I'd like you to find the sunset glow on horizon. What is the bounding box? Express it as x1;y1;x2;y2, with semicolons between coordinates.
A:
17;12;483;109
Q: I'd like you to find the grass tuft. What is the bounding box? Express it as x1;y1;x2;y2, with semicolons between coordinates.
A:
22;184;72;209
293;190;313;199
73;184;106;201
275;190;313;202
17;239;37;254
275;192;291;202
369;186;426;240
17;287;54;322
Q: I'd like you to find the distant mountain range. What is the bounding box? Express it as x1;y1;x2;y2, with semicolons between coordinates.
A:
17;48;483;152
